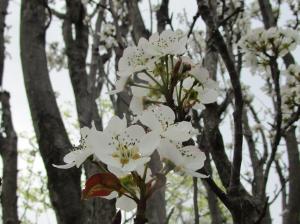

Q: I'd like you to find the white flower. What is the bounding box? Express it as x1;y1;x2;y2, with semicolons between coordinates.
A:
118;40;155;78
53;123;100;169
138;105;197;142
94;116;160;172
141;30;188;57
158;139;207;178
239;27;300;73
189;65;219;104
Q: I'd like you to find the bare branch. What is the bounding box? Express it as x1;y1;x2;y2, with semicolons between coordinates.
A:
198;0;244;193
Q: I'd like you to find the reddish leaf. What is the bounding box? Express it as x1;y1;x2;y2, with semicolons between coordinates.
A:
82;173;122;199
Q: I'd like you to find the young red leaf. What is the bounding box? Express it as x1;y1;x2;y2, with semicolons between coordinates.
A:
82;173;122;199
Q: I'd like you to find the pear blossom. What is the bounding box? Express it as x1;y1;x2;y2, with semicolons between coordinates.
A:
138;104;197;142
239;27;300;73
110;41;156;94
158;139;207;178
94;116;160;172
189;65;219;104
140;30;188;57
53;123;100;169
98;23;117;49
118;40;156;78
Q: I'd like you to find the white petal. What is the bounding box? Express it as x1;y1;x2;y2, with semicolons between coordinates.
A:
107;166;128;178
105;116;127;136
155;105;175;124
138;131;160;156
180;146;206;171
158;139;182;165
122;157;151;172
74;149;93;167
198;88;218;104
163;121;196;142
185;169;209;178
81;124;103;152
95;153;121;168
139;110;162;132
129;96;144;115
190;66;210;83
118;125;145;145
59;149;92;168
182;77;195;89
131;86;149;97
116;195;137;212
53;162;76;169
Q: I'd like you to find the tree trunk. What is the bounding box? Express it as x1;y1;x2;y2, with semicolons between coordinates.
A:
285;127;300;223
20;1;83;223
62;1;116;221
0;0;9;86
0;91;19;224
0;1;19;223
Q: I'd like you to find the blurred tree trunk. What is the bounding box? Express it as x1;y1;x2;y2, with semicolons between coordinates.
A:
285;127;300;223
0;0;9;86
0;91;19;224
62;0;115;222
20;1;83;223
0;1;19;223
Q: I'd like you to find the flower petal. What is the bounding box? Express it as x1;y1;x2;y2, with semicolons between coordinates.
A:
105;116;127;136
163;121;196;142
53;161;76;169
190;66;210;83
116;195;137;212
138;131;160;156
118;125;145;145
139;110;162;132
180;146;206;171
129;96;144;115
198;88;218;104
122;157;151;172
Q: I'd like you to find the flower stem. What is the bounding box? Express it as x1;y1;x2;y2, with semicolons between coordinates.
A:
134;197;147;224
134;174;148;224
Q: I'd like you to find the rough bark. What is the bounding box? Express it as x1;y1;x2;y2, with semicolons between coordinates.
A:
0;91;19;224
20;1;83;223
285;127;300;224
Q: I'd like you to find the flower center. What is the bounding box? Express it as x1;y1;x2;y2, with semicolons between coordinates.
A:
112;144;141;166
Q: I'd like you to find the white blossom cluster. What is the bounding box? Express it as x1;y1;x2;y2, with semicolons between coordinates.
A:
239;27;300;73
54;30;216;212
111;30;219;113
281;64;300;122
98;23;117;49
